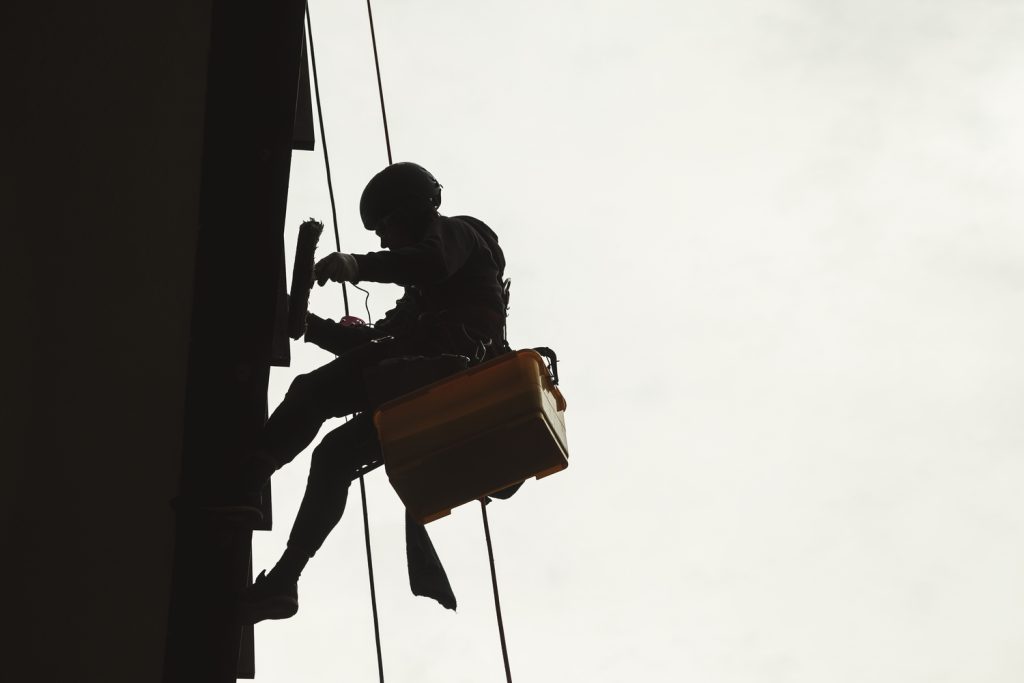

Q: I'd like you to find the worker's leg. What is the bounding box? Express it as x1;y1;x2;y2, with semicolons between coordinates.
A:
280;415;380;575
240;416;380;623
262;348;376;463
235;340;396;496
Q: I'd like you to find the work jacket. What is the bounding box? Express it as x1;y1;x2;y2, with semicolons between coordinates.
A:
355;214;507;347
309;214;507;356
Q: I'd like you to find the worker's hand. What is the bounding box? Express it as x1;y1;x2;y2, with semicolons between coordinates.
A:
314;252;359;285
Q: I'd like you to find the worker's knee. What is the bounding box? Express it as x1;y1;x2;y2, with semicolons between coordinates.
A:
309;437;363;483
286;366;364;419
286;372;325;406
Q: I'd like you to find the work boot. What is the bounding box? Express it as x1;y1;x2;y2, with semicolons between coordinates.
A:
240;570;299;624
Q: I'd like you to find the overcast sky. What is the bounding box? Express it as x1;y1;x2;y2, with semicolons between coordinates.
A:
252;1;1024;680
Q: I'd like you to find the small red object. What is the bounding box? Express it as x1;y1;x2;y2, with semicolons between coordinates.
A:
341;316;367;327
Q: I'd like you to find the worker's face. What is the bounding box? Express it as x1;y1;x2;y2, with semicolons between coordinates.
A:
374;214;417;250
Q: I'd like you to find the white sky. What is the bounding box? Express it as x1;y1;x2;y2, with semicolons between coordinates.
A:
254;1;1024;681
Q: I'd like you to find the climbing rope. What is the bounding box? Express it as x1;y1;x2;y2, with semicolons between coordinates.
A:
481;500;514;682
364;0;518;677
307;3;515;681
305;5;385;682
361;2;391;675
359;475;385;682
304;3;348;313
365;0;394;166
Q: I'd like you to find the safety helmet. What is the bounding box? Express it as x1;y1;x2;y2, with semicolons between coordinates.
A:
359;162;442;230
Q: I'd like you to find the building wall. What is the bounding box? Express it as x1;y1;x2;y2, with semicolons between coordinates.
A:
7;2;214;680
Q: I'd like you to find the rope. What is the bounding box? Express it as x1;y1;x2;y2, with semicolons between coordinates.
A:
305;6;384;682
311;6;516;683
304;3;349;314
360;475;385;683
365;0;393;165
481;500;513;682
365;3;516;679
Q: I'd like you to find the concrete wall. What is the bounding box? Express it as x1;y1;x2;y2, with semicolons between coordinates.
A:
7;3;213;680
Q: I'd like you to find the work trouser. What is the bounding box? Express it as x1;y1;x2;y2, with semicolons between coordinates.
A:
262;319;488;464
261;338;407;465
259;337;415;557
287;414;379;557
262;317;500;558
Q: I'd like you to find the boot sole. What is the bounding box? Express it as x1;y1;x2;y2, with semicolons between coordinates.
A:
241;595;299;624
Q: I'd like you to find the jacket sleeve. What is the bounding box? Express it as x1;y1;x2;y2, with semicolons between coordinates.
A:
351;219;480;286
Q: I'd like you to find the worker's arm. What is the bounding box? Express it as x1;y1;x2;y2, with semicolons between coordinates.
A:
305;289;422;354
352;218;481;286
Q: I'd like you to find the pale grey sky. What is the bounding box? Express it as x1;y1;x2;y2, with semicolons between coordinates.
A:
254;1;1024;680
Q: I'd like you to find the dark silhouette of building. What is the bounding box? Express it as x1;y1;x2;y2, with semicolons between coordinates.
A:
8;1;314;680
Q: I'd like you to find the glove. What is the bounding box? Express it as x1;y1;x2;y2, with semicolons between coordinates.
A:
314;252;359;285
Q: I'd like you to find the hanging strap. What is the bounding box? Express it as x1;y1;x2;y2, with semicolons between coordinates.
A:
305;5;384;683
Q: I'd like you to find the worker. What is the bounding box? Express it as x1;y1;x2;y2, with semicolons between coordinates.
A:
213;162;508;623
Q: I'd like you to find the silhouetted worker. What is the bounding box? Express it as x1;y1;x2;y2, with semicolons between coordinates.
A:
215;162;507;623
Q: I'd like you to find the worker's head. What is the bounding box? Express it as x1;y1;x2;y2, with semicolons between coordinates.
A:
360;162;442;248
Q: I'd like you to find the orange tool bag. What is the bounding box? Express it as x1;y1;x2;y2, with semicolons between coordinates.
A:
374;349;568;524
